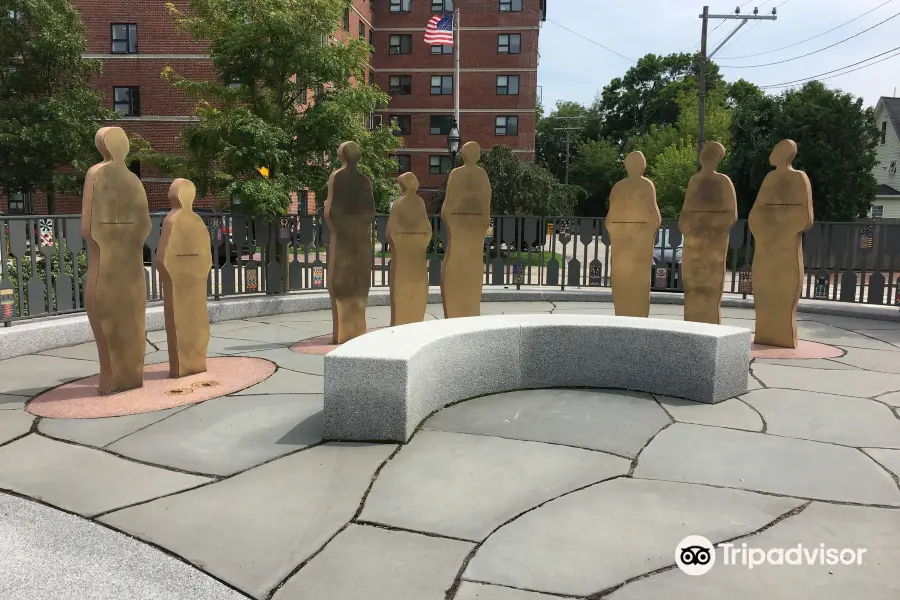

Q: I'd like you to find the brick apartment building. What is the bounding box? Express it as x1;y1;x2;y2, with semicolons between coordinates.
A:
2;0;546;215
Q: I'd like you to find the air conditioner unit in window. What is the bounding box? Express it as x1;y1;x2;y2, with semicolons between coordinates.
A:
890;160;897;175
369;114;383;131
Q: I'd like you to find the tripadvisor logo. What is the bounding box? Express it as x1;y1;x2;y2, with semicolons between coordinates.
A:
675;536;867;575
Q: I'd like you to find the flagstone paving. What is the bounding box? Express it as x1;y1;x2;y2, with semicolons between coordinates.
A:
0;301;899;599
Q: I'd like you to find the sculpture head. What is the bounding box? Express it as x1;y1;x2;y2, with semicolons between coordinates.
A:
338;141;361;168
96;127;129;164
769;139;798;169
699;141;726;172
460;141;481;165
398;172;419;195
168;178;196;211
624;151;647;178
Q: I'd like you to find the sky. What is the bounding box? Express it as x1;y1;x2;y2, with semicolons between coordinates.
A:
537;0;900;111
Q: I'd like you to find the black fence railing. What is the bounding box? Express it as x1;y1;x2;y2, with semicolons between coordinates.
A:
1;213;899;324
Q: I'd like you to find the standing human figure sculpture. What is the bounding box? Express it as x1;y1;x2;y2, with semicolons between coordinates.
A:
441;141;491;318
82;126;152;394
748;139;814;348
324;141;375;344
606;151;661;318
387;172;432;326
679;141;738;325
156;178;213;377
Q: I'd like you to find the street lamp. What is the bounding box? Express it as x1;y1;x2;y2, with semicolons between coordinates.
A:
446;118;460;168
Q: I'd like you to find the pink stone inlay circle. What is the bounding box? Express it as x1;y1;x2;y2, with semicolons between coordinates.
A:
750;338;845;359
28;357;276;419
291;328;384;355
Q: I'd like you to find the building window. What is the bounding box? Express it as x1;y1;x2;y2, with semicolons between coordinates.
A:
389;75;412;95
430;75;453;95
7;191;32;214
882;121;887;144
128;160;141;178
499;0;523;12
359;22;366;40
871;205;884;218
390;34;412;54
430;155;452;174
390;0;412;13
111;24;137;54
395;154;412;174
342;8;350;31
496;75;519;95
368;71;375;86
431;44;453;55
390;115;412;135
430;115;453;135
369;29;375;48
113;86;140;117
495;116;518;136
314;84;325;101
432;0;453;11
498;33;521;54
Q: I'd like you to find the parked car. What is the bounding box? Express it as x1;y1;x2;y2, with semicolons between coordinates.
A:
652;228;683;268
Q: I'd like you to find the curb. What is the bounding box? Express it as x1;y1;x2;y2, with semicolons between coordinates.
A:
1;287;897;361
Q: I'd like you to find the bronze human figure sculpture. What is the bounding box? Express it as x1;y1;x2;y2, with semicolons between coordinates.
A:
387;172;432;326
324;141;376;343
748;139;814;348
156;179;213;377
82;126;152;394
679;142;738;324
606;151;661;318
440;141;491;318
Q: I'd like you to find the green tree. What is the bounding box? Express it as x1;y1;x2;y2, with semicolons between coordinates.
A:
0;0;111;213
535;100;601;183
132;0;399;218
569;137;622;216
649;144;695;218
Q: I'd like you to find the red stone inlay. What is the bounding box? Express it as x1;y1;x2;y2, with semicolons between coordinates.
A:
290;328;384;355
28;357;276;419
751;338;845;359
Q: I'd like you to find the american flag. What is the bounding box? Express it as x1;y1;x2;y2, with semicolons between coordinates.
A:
425;13;454;45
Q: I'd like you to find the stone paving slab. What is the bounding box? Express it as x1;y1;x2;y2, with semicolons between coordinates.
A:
464;478;803;597
240;348;325;375
741;389;900;448
607;502;900;600
481;302;555;314
832;347;900;374
751;363;900;398
656;396;762;432
273;524;473;600
38;341;155;362
877;390;900;407
231;368;323;395
753;357;856;369
205;336;285;356
455;582;566;600
0;394;28;410
853;328;900;348
0;410;34;444
212;324;325;345
38;408;187;448
100;443;396;599
0;493;247;600
361;431;630;541
423;389;669;457
0;354;99;397
804;315;900;331
107;394;324;475
142;350;172;365
0;435;210;516
796;322;899;351
633;423;900;505
244;311;333;324
864;448;900;480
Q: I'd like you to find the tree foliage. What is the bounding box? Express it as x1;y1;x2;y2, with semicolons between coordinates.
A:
132;0;399;217
568;138;622;216
0;0;111;212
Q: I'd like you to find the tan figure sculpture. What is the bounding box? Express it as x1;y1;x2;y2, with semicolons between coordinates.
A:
441;141;491;318
156;179;213;377
606;151;662;318
387;172;432;326
679;142;738;324
82;127;152;394
324;141;375;343
749;139;814;348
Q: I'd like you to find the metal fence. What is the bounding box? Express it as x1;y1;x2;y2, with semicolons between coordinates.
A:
2;213;899;324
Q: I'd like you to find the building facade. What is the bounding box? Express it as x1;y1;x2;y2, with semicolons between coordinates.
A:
1;0;545;215
871;97;900;219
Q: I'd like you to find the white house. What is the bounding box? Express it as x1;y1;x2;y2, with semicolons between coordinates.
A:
871;96;900;218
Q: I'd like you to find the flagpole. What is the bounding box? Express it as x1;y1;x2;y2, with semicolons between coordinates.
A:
453;8;460;130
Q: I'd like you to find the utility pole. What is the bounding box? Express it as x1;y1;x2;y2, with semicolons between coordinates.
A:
553;116;584;185
697;5;777;166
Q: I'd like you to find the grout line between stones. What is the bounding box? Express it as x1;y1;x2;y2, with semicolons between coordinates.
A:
460;578;583;599
101;404;199;449
736;396;768;433
419;428;635;462
629;421;674;476
857;447;900;493
353;520;476;544
0;487;258;600
650;394;676;423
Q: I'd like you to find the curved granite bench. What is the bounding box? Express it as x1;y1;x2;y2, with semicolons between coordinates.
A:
323;314;751;442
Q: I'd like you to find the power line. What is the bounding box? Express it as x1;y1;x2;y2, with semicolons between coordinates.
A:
719;0;895;60
722;9;900;68
759;43;900;88
544;18;635;63
762;48;900;89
